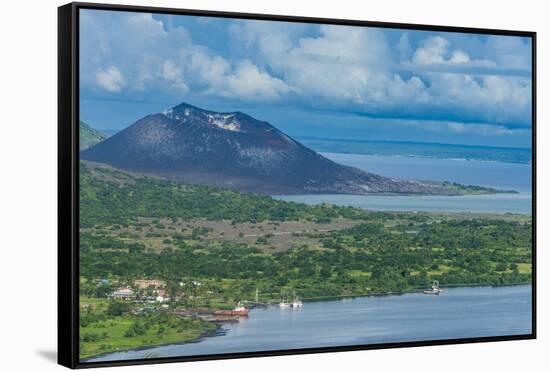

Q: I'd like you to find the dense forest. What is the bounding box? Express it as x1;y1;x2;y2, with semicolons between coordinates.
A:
80;162;532;300
80;162;378;228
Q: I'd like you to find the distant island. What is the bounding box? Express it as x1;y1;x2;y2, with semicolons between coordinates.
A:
80;102;515;196
296;136;533;165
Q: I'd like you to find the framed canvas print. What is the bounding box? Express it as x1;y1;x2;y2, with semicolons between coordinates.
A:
58;2;536;368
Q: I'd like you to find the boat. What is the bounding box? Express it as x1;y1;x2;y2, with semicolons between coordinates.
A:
213;302;249;316
291;293;303;308
279;299;290;309
423;280;443;295
291;300;303;308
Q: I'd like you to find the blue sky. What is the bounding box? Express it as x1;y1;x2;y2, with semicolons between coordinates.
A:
80;9;533;148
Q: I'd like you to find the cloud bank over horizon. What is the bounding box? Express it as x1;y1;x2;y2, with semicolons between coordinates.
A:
80;9;533;148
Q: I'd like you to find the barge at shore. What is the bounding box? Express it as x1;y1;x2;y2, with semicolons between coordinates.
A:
213;302;249;316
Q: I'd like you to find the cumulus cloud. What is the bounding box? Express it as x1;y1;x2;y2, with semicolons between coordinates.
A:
413;36;450;65
182;48;290;101
224;60;290;100
230;22;409;107
449;50;470;64
80;10;288;101
95;66;126;92
411;36;471;66
161;60;188;93
80;9;533;134
232;23;531;128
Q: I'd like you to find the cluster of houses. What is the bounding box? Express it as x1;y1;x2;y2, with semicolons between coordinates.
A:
108;279;208;304
111;279;170;303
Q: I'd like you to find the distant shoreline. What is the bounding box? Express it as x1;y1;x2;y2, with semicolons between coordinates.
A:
320;151;533;166
296;136;532;151
297;282;533;303
294;137;532;165
82;282;532;362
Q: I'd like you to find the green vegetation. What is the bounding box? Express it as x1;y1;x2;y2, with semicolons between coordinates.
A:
80;121;107;150
442;181;518;195
79;162;532;358
79;297;216;359
81;217;531;300
80;162;385;228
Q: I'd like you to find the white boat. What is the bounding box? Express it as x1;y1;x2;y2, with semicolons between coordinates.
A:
291;300;303;308
423;280;443;295
291;294;303;308
233;302;248;313
279;299;290;308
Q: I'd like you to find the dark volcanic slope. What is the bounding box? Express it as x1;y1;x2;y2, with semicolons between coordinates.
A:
81;102;465;195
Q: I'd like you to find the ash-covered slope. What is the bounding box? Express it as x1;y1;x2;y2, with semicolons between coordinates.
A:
81;102;489;195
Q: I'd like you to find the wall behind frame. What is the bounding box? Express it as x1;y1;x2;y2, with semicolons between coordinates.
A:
0;0;547;370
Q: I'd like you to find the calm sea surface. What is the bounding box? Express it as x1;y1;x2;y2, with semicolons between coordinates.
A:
85;285;532;362
322;153;532;194
275;153;532;214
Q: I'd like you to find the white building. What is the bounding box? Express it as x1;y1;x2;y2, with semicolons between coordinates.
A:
112;287;135;300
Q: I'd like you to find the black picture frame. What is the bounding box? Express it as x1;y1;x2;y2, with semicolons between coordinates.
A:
58;2;537;368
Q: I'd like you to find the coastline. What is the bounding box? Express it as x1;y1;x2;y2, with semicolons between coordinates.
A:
82;282;531;362
81;324;225;362
290;281;533;304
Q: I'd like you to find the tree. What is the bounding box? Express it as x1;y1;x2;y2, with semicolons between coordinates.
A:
107;301;131;316
319;266;331;279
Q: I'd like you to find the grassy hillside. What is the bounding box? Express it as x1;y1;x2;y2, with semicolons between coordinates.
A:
80;121;107;150
79;161;379;228
78;161;532;358
80;161;532;293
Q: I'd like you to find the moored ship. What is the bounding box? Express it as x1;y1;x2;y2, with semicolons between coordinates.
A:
423;280;443;295
213;302;249;316
291;293;303;308
279;299;290;309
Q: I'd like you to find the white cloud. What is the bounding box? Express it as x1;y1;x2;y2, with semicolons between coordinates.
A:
485;35;532;70
227;23;531;127
449;50;470;64
81;10;288;101
161;60;188;93
95;66;126;93
183;48;290;101
416;72;531;125
225;60;290;100
230;23;397;105
413;36;449;65
413;37;471;65
81;10;532;132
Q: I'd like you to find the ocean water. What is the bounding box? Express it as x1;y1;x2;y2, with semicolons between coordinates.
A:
298;137;532;165
85;285;532;362
322;153;532;194
274;153;532;215
274;193;532;214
